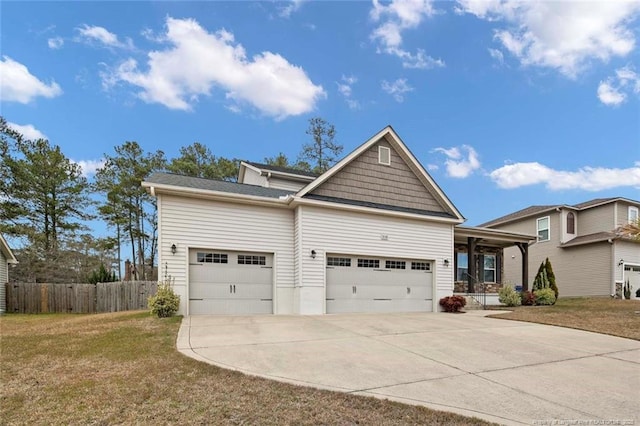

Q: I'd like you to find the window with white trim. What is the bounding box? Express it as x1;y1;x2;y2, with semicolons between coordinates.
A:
327;257;351;267
197;252;228;264
566;212;575;234
237;255;266;265
378;146;391;165
483;255;496;283
411;261;431;271
385;260;406;269
537;216;550;241
629;206;639;223
358;258;379;268
456;253;467;281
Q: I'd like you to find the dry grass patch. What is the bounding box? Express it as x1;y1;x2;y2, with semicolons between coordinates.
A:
489;297;640;340
0;311;493;425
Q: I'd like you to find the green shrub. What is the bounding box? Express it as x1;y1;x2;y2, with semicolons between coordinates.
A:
534;288;556;305
148;283;180;318
498;286;521;307
544;258;559;300
87;264;118;284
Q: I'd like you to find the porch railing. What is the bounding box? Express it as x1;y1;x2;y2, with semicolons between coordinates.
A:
463;273;487;310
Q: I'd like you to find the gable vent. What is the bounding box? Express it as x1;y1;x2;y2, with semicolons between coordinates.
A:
378;146;391;165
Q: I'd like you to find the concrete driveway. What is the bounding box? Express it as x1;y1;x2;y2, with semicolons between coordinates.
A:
177;311;640;425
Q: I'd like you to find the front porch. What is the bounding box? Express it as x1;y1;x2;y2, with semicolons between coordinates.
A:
453;226;537;307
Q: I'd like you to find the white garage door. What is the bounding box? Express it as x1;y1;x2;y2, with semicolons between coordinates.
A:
189;249;273;315
625;265;640;300
326;254;433;314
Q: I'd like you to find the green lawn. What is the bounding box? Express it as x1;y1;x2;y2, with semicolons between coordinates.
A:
0;311;492;425
488;297;640;340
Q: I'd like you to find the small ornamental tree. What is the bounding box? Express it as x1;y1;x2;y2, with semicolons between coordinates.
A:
544;258;559;300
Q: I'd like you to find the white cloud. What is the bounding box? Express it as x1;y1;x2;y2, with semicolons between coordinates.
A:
279;0;305;18
598;65;640;106
6;122;47;140
73;159;105;178
433;145;481;178
381;78;413;102
489;162;640;191
76;24;134;49
597;80;626;106
370;0;444;69
336;75;360;109
103;17;325;119
457;1;640;77
0;56;62;103
488;48;504;65
48;37;64;49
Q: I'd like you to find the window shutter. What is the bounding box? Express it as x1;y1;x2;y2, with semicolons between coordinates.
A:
478;254;484;283
496;253;502;284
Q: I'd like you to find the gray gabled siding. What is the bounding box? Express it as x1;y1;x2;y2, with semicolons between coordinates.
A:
310;138;447;214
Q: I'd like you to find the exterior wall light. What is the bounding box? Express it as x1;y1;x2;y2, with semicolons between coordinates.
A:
618;259;624;266
443;258;450;267
171;244;177;255
311;250;317;259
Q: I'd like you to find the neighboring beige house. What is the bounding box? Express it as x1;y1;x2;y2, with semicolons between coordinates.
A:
480;198;640;299
1;234;18;314
143;126;532;315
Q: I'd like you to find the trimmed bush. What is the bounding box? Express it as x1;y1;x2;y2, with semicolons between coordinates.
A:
148;283;180;318
544;258;559;300
534;288;556;306
439;295;467;313
498;286;521;307
520;291;536;306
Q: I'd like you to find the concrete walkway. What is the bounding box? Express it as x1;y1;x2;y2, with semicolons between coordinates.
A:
177;311;640;425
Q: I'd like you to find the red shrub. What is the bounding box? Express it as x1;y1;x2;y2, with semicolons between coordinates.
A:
520;291;536;306
439;295;467;313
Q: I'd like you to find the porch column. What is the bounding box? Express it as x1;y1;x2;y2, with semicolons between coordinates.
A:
467;237;477;293
516;242;529;292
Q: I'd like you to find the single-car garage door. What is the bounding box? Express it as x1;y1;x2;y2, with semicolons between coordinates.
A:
326;254;433;313
626;265;640;300
189;249;273;315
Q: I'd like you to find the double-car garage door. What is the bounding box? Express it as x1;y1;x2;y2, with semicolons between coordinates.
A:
189;249;273;315
326;254;433;314
189;249;433;315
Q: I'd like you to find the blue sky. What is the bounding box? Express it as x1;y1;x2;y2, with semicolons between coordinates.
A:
2;0;639;229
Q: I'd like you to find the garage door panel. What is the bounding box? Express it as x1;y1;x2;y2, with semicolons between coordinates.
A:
326;254;432;314
189;249;273;315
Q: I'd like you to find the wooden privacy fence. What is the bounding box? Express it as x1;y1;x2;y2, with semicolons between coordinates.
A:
4;281;158;314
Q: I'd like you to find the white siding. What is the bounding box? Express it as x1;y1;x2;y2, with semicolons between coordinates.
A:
241;168;268;187
0;250;6;314
268;177;307;192
158;194;294;315
615;241;640;282
298;205;454;313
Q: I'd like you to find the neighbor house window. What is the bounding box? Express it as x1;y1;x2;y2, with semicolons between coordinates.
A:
378;146;391;165
566;212;575;234
630;206;639;223
456;253;468;281
357;258;379;268
327;257;351;267
537;216;550;241
385;260;406;269
483;255;496;283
